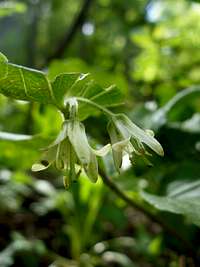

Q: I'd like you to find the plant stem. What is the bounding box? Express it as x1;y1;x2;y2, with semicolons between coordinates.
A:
45;0;92;64
99;168;197;261
76;97;115;117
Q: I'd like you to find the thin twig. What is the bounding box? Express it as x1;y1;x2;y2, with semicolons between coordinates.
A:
24;3;41;134
99;168;197;261
45;0;92;65
26;2;41;68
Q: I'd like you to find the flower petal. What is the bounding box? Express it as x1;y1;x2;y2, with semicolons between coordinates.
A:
112;138;131;152
31;145;57;172
62;139;77;187
48;121;68;148
84;153;98;183
113;114;164;156
107;121;123;172
68;120;91;164
32;162;49;172
68;120;98;182
92;144;111;157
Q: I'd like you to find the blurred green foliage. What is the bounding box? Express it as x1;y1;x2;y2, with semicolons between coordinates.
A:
0;0;200;266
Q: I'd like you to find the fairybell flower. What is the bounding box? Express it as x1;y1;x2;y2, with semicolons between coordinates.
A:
32;99;110;187
108;114;164;172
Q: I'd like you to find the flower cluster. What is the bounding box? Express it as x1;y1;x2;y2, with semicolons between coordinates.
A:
32;98;163;187
32;98;110;187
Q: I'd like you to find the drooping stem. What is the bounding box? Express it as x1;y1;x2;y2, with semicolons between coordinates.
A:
99;167;198;262
76;97;115;117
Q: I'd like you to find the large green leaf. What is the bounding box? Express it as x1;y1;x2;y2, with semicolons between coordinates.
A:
0;62;56;104
141;180;200;227
51;74;123;120
0;52;8;79
0;131;51;169
78;83;123;120
51;73;85;105
0;53;123;119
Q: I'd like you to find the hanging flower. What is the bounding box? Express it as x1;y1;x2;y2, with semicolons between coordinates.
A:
32;97;163;187
32;119;110;187
107;113;164;172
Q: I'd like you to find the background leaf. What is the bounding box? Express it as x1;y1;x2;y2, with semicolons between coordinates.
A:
0;2;26;17
141;180;200;227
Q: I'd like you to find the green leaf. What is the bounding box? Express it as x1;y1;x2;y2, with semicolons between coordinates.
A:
78;82;123;120
0;52;7;63
0;132;52;169
0;131;32;141
84;84;123;108
0;2;26;17
168;113;200;133
141;180;200;227
0;63;56;104
51;73;86;105
150;86;200;130
0;131;52;146
51;72;123;119
0;52;8;79
0;54;123;119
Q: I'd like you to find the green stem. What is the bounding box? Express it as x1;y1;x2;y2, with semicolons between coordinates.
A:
76;97;115;117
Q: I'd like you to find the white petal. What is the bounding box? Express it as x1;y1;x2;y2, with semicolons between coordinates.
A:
68;120;98;182
114;114;164;156
112;138;130;152
31;163;49;172
68;120;91;164
84;153;98;183
107;121;123;172
93;144;111;156
48;121;68;147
